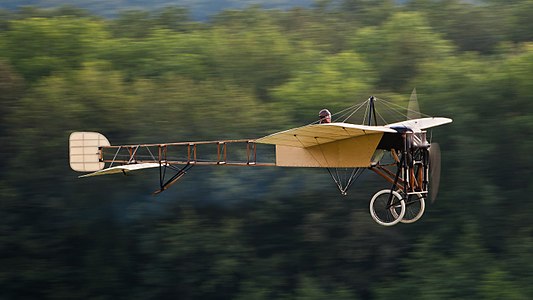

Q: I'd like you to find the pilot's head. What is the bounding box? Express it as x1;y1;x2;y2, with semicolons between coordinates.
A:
319;109;331;124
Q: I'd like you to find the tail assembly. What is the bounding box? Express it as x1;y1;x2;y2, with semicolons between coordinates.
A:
69;132;110;172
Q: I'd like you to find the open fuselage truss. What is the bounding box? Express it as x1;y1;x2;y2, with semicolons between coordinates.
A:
98;140;275;193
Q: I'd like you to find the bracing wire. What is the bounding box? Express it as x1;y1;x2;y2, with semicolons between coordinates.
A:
327;167;366;195
298;94;429;195
362;101;369;125
109;146;122;167
145;146;157;161
327;168;344;194
374;108;389;125
344;168;365;192
335;99;371;117
377;97;432;119
341;99;369;123
332;103;363;119
307;95;425;126
307;100;370;126
376;98;409;120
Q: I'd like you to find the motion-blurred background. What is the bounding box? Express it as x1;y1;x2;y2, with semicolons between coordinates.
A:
1;0;532;299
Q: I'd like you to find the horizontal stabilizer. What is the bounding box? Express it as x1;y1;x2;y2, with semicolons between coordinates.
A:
80;163;167;177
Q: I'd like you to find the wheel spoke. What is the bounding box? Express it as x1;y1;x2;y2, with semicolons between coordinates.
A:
370;189;405;226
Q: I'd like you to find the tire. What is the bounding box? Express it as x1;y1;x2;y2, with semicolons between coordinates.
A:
392;193;425;224
370;189;405;226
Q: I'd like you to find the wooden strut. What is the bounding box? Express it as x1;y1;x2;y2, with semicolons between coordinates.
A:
369;148;428;195
153;163;194;195
370;163;425;194
217;142;226;164
370;164;406;191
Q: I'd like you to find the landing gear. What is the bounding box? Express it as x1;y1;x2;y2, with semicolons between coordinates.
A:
393;192;425;224
367;124;431;226
370;190;425;225
369;189;405;226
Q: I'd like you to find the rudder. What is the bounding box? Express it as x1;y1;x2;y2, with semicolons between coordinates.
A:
69;132;110;172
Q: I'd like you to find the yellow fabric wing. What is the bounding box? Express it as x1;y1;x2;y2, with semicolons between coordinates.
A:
255;122;396;148
255;123;396;168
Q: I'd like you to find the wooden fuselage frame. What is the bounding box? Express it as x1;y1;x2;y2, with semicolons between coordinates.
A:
99;139;275;167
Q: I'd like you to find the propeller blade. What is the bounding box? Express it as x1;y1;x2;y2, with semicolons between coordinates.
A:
429;143;441;203
407;88;421;120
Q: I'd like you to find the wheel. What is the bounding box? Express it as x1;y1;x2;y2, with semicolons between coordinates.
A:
402;193;425;223
392;193;425;223
370;189;405;226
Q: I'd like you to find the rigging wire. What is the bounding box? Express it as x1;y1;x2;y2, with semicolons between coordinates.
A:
376;98;409;120
341;99;369;123
295;94;427;195
374;108;389;125
306;100;370;126
145;146;157;161
332;100;368;119
362;101;370;125
377;97;432;119
306;95;423;126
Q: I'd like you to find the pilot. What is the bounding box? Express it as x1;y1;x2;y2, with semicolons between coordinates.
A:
319;109;332;124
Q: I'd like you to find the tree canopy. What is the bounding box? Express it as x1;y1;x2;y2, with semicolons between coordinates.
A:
1;1;533;299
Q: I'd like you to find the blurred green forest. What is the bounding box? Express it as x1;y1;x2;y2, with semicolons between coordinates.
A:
0;0;315;19
1;0;533;299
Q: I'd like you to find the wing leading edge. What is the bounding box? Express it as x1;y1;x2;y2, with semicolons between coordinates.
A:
255;122;397;148
385;117;452;132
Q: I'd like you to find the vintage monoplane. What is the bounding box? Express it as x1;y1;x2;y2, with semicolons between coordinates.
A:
69;91;452;226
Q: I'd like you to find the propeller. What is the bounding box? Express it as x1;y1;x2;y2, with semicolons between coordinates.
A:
428;143;441;203
406;88;441;203
407;88;421;120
